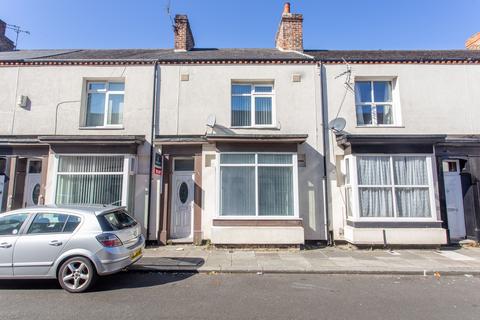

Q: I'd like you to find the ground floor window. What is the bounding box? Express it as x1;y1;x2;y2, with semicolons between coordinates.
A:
55;155;131;206
219;153;297;217
346;154;434;219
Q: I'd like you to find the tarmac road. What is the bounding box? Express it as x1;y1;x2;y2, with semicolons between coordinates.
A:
0;271;479;320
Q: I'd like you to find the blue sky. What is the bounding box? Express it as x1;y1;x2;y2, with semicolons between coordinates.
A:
2;0;479;50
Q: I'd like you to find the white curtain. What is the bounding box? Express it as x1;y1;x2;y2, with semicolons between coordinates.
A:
357;156;391;185
356;155;431;218
395;188;431;217
393;156;430;217
393;156;428;185
357;156;392;217
56;156;124;206
359;187;393;217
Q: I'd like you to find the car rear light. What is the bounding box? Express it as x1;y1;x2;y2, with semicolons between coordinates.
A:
96;233;123;247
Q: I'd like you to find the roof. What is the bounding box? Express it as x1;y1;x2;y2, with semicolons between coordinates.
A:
0;48;310;63
38;135;145;145
336;134;447;148
1;48;479;65
306;50;480;63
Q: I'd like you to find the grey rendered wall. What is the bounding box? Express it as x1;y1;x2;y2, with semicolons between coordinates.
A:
0;65;155;236
323;63;480;239
158;64;326;240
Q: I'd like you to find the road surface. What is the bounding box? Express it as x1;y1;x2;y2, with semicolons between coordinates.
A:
0;271;479;320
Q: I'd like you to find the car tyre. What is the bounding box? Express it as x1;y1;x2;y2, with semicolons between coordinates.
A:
58;256;97;293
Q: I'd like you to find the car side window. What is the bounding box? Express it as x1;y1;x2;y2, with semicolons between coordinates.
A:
63;215;82;233
28;213;69;234
0;213;30;236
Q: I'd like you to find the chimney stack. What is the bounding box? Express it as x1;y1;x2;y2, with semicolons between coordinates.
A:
0;20;14;51
466;32;480;50
174;15;195;52
275;2;303;52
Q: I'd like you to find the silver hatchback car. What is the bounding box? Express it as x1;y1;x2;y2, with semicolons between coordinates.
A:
0;205;145;293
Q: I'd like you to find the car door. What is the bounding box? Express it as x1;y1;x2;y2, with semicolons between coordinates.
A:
13;212;74;277
0;212;30;277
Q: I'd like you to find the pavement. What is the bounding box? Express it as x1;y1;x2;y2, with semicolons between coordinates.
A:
132;244;480;275
1;273;479;319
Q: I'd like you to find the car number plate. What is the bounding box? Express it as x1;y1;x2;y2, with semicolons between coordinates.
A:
130;248;142;260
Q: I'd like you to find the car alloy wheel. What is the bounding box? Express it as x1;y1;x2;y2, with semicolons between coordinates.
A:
59;257;96;293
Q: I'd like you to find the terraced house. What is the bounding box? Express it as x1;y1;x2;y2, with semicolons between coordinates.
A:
0;4;479;247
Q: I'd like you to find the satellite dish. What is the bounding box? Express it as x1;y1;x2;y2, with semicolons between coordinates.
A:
206;114;216;128
328;118;346;132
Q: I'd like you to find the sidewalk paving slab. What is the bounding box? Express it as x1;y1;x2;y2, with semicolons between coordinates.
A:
130;245;480;275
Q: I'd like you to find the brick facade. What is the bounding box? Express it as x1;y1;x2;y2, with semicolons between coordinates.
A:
466;32;480;50
174;15;195;52
0;20;14;51
275;3;303;52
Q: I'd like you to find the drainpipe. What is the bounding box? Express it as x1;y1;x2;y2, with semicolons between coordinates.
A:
146;60;160;242
319;63;333;246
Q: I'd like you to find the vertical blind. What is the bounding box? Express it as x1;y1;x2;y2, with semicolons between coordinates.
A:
231;84;273;127
219;153;294;217
356;155;431;218
56;156;124;206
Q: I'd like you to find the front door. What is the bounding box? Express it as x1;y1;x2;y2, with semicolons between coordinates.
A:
23;159;42;207
443;160;466;239
170;158;195;240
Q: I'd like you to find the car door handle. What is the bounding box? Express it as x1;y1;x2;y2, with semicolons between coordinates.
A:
49;240;63;246
0;242;12;248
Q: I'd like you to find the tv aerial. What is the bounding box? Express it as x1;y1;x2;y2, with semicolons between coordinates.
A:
6;24;30;50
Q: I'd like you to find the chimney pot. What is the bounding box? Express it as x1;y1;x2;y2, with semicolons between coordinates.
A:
283;2;291;14
174;14;195;52
466;32;480;50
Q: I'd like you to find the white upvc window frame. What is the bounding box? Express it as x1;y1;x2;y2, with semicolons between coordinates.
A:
230;83;276;128
51;154;135;207
215;152;299;219
354;78;400;127
345;153;437;222
84;81;125;128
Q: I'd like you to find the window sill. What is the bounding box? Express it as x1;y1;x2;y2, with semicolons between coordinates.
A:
230;126;280;130
213;218;303;227
79;126;125;130
346;219;443;228
215;216;301;220
355;125;405;129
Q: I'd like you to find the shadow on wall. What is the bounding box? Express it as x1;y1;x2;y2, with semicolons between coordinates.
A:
297;142;337;240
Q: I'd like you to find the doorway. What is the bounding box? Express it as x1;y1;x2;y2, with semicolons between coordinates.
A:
23;159;42;207
170;158;195;241
443;160;466;240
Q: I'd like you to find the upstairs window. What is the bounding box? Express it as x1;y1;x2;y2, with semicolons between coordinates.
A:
231;83;274;127
355;81;394;126
85;81;124;127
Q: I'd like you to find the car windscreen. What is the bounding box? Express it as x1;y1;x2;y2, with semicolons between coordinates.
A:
97;210;137;231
